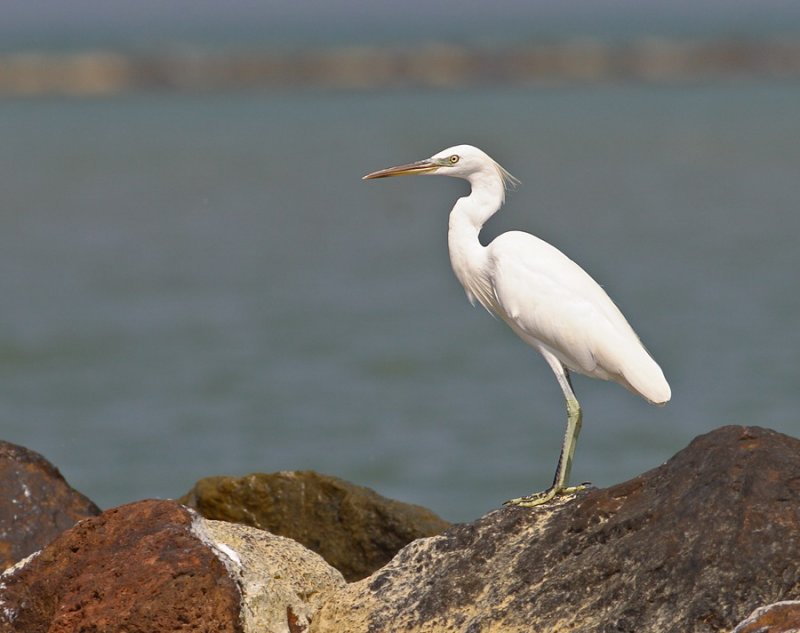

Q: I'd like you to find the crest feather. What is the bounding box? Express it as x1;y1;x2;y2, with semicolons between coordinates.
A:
493;160;519;203
495;161;519;191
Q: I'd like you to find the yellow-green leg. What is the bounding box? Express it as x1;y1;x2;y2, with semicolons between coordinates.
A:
505;358;588;507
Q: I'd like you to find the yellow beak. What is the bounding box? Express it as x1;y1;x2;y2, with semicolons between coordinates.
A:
362;160;438;180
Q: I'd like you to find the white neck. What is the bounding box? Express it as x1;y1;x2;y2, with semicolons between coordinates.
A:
447;170;505;301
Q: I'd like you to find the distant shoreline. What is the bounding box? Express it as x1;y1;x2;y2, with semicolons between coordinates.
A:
1;36;799;96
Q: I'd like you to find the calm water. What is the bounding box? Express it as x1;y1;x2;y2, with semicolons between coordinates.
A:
1;81;799;521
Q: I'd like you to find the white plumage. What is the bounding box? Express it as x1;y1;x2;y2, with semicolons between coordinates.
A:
364;144;670;506
487;230;670;404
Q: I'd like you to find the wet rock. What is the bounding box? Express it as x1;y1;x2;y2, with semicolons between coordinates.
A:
0;440;100;570
312;426;800;633
0;499;344;632
180;470;450;581
732;601;800;633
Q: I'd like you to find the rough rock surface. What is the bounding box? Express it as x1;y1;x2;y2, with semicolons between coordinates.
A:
312;426;800;633
0;499;243;633
732;601;800;633
199;520;345;633
0;498;346;633
0;440;100;571
180;470;450;581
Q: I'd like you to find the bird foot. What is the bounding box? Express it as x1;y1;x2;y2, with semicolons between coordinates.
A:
503;482;590;508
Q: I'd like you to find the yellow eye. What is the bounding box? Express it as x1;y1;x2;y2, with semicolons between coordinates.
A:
449;155;460;164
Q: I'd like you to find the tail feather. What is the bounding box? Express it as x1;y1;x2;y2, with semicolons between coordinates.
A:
621;349;671;405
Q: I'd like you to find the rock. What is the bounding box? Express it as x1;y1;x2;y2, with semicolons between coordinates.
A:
0;498;345;633
0;440;100;570
311;426;800;633
732;601;800;633
0;500;242;632
180;470;450;581
199;520;345;633
6;426;798;632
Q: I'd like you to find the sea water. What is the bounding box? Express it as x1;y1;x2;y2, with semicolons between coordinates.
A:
1;80;799;521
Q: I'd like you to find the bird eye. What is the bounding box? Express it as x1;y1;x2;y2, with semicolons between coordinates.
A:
449;155;460;164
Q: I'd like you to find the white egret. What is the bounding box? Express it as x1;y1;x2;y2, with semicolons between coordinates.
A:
363;145;670;507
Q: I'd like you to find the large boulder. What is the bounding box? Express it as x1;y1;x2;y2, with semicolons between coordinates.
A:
312;426;800;633
0;499;345;633
180;470;450;581
0;440;100;570
4;426;800;633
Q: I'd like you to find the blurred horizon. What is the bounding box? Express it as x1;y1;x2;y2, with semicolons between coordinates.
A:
3;1;800;52
3;1;800;96
2;3;800;97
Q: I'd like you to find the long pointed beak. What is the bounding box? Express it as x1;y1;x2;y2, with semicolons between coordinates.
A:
362;160;438;180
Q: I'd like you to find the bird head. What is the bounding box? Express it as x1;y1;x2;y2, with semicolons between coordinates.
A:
363;144;518;191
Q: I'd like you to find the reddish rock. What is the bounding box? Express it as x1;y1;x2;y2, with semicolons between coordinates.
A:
733;601;800;633
180;470;450;581
0;499;243;633
313;426;800;633
0;441;100;570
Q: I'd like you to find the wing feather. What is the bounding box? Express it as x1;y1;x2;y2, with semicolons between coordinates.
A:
485;231;669;403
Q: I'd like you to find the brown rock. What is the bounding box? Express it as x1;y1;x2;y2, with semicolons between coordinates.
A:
180;470;450;581
732;601;800;633
0;440;100;570
1;498;346;633
312;426;800;633
0;499;243;633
